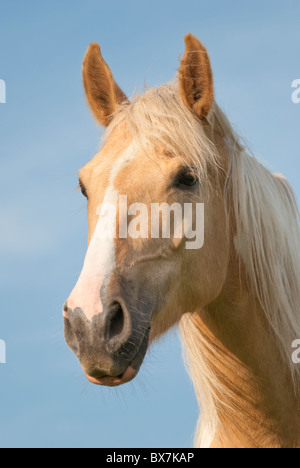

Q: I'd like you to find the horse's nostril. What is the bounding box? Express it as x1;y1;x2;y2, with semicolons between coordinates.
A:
106;302;125;342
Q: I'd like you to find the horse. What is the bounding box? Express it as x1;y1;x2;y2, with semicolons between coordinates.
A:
63;34;300;448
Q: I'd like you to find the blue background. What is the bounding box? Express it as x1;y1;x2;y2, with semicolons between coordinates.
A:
0;0;299;448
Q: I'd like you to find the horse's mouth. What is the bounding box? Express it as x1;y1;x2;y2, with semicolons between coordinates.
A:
84;326;150;387
85;365;137;387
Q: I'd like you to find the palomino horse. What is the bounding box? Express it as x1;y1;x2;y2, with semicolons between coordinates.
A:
64;34;300;448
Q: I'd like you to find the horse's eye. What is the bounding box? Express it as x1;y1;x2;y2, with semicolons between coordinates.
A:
177;171;198;188
79;182;88;199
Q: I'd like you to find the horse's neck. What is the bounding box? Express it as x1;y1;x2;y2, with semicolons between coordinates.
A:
198;248;300;448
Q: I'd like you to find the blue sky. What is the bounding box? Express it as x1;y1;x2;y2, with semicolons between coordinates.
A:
0;0;299;448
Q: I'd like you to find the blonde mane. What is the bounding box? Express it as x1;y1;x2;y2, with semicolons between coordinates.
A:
104;82;300;448
104;83;221;183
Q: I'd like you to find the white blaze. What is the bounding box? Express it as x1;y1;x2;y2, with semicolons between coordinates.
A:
67;144;135;321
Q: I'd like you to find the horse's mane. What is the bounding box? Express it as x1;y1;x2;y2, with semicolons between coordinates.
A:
105;82;300;448
104;82;220;185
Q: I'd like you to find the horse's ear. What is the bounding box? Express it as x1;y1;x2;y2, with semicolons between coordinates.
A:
179;34;214;120
82;43;128;126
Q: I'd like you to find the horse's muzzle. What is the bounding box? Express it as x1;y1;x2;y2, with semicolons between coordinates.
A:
63;298;151;386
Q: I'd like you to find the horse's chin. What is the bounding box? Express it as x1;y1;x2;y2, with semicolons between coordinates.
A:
85;366;138;387
84;321;150;387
